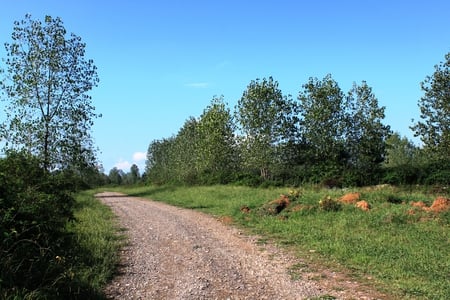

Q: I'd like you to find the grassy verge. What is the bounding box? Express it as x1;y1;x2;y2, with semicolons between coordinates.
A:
111;184;449;299
62;190;124;299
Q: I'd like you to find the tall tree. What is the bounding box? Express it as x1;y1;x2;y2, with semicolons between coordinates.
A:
172;117;200;183
297;74;347;177
411;52;450;160
146;137;176;184
345;81;391;185
196;96;237;182
236;77;297;179
129;164;140;184
0;14;100;170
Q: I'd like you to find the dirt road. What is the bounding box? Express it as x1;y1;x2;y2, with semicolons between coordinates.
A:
97;192;385;300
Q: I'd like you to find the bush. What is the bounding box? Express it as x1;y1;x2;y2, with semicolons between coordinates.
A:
319;196;342;212
0;151;75;297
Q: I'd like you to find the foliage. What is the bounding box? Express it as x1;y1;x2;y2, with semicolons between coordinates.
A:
411;52;450;160
0;14;100;170
146;137;176;184
144;54;449;186
235;77;297;179
172;117;200;184
344;81;391;185
196;96;238;183
0;152;121;298
0;151;75;297
297;75;347;179
108;167;124;185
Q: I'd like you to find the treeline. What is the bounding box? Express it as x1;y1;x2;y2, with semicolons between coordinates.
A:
146;54;450;187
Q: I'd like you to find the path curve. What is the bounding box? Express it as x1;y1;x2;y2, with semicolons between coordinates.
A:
97;192;385;300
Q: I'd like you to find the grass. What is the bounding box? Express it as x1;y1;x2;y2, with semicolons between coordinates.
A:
62;190;124;299
110;184;450;299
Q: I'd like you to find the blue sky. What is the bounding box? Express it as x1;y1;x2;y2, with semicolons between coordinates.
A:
1;0;449;173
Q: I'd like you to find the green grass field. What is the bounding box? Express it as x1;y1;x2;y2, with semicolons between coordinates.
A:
110;184;449;299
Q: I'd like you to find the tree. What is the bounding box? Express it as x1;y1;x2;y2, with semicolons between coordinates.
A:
411;52;450;160
384;132;419;168
236;77;297;179
345;81;391;185
129;164;140;184
146;137;176;184
0;14;100;170
196;96;237;182
297;74;347;179
173;117;200;183
108;167;123;185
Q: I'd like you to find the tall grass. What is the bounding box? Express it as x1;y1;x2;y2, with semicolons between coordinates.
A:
114;184;449;299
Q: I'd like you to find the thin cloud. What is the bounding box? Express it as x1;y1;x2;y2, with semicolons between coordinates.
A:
184;82;209;88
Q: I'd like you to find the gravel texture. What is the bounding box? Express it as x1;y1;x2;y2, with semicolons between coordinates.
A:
97;192;386;300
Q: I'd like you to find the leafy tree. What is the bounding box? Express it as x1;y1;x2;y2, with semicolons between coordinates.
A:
173;117;200;183
411;52;450;160
382;133;424;184
196;96;237;183
345;81;391;185
236;77;297;179
384;132;420;168
108;167;123;185
129;164;140;184
297;74;347;179
146;137;176;184
0;14;100;170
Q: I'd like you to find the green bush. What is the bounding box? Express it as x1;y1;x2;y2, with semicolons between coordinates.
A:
0;151;75;297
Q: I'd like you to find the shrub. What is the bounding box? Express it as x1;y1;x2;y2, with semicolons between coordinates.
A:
0;151;75;297
319;196;342;212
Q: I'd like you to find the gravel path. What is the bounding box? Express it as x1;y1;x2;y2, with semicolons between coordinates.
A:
97;192;386;300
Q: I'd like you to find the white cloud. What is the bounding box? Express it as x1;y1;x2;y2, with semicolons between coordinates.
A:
133;151;146;162
114;159;132;171
184;82;209;88
113;151;146;172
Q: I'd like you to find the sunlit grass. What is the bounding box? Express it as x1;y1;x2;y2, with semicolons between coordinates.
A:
64;190;124;298
112;184;449;299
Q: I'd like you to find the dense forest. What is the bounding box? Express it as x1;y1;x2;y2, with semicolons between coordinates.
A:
144;54;450;187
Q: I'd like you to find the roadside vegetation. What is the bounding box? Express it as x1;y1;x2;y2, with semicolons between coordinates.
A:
112;184;449;299
0;15;118;299
0;152;121;299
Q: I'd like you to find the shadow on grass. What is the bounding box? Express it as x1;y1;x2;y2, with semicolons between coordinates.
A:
124;185;179;198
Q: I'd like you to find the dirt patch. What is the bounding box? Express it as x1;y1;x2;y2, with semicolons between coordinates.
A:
356;200;371;211
339;192;361;204
429;197;450;213
410;197;450;213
